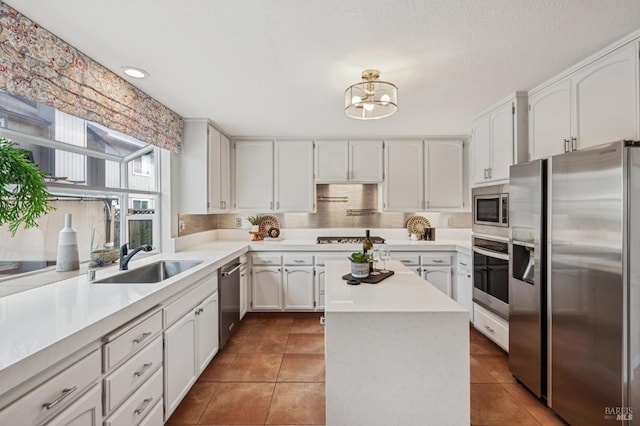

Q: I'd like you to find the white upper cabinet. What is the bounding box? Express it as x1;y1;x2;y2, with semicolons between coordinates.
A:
315;140;383;183
528;79;572;159
384;139;464;212
425;140;464;210
472;93;527;186
179;120;231;213
234;140;274;211
234;140;315;212
384;140;424;211
349;140;384;182
274;140;315;212
529;41;639;159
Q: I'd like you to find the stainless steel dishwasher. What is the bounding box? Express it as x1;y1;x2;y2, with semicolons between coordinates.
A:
218;258;241;349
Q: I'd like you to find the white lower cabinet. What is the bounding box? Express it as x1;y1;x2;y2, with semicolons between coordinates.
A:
45;384;101;426
422;266;452;297
104;368;163;426
421;253;453;297
0;349;101;426
251;266;282;310
456;253;473;322
283;267;315;310
196;293;219;374
137;398;163;426
163;275;218;419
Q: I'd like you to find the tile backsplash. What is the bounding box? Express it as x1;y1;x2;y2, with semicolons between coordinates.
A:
179;184;471;236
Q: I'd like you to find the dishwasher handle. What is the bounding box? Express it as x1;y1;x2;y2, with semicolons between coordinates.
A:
221;263;242;276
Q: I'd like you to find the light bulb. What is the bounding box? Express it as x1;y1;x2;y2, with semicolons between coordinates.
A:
380;94;390;104
364;103;374;111
351;95;362;104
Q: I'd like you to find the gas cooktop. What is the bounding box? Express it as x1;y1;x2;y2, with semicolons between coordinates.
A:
317;236;386;244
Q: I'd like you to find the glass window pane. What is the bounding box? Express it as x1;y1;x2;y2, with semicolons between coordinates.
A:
128;219;153;248
0;194;121;276
0;90;54;138
10;139;121;187
86;121;150;157
127;151;156;191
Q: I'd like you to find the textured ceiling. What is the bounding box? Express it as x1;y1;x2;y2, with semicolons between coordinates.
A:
5;0;640;137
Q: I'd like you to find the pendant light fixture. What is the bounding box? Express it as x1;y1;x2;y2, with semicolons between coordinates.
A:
344;69;397;120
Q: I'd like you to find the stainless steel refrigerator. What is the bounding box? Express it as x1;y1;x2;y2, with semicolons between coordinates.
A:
510;141;639;425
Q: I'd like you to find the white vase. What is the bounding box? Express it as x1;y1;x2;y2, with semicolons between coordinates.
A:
56;213;79;272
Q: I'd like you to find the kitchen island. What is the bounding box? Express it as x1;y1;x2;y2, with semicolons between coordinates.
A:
324;260;470;426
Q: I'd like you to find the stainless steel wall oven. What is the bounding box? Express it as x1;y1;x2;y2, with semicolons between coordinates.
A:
472;236;509;319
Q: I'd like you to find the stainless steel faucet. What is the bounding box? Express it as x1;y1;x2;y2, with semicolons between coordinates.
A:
119;243;153;270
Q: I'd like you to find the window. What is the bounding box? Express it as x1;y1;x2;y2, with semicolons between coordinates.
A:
132;154;151;176
0;91;161;278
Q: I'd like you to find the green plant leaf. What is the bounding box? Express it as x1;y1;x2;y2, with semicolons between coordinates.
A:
0;137;54;235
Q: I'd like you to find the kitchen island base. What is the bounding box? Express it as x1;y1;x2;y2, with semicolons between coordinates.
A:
324;261;470;426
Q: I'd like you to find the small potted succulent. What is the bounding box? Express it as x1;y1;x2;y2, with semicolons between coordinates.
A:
247;215;262;232
349;252;370;279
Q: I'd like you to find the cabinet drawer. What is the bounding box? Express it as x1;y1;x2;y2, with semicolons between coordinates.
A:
457;253;471;272
252;254;282;266
104;367;163;426
284;255;313;266
421;253;452;266
103;311;163;372
391;253;420;266
473;304;509;352
138;398;163;426
104;336;163;414
164;276;216;327
0;350;101;426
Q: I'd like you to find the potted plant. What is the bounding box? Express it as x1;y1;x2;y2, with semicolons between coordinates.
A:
0;137;54;235
247;215;262;232
349;252;370;279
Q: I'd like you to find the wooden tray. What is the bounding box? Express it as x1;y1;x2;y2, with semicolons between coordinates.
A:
342;269;395;284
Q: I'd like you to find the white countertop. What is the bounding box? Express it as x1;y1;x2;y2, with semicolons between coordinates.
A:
325;260;467;313
0;234;470;398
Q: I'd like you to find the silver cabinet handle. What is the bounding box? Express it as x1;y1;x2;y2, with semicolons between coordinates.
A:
133;332;151;344
487;168;492;178
134;362;153;377
459;262;467;266
294;259;305;263
276;201;280;210
484;325;495;334
134;397;153;415
284;268;289;272
270;201;273;210
43;386;77;409
400;259;411;263
564;138;570;152
571;136;577;151
432;259;444;263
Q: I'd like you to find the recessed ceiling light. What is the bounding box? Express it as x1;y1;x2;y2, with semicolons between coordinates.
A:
121;67;149;79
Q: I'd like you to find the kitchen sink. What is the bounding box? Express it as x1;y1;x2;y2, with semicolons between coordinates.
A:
94;260;202;284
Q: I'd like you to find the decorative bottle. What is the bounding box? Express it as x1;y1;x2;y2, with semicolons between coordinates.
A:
363;229;374;273
56;213;80;272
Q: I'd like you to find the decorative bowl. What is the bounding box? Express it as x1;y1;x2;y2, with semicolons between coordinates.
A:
90;249;119;264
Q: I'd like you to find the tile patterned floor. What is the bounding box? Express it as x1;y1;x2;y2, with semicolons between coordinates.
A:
167;313;566;425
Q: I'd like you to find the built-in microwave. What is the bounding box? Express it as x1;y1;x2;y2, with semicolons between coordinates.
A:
474;193;509;227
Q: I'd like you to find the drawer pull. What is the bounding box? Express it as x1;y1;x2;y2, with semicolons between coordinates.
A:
134;362;153;377
43;386;77;410
134;397;153;415
294;259;305;263
432;259;444;263
484;325;495;334
459;262;467;266
400;259;411;263
133;332;152;344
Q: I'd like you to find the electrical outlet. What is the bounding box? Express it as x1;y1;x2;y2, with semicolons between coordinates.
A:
447;217;454;226
179;220;186;231
235;217;243;228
